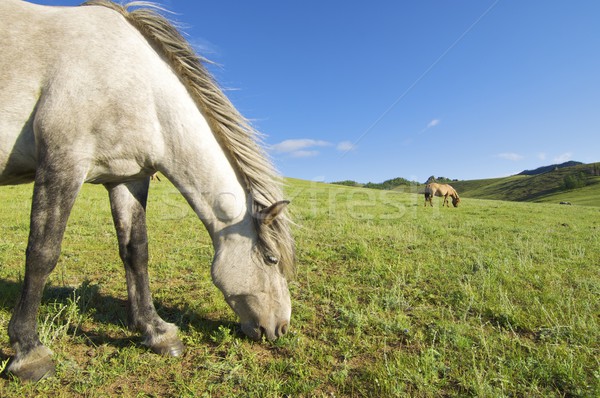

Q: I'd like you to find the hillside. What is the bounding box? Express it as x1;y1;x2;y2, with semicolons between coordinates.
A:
331;162;600;207
517;160;583;176
452;162;600;206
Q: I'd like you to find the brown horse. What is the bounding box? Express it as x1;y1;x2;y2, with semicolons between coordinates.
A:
424;183;460;207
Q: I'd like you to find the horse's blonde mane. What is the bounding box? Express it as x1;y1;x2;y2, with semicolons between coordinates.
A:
82;1;295;277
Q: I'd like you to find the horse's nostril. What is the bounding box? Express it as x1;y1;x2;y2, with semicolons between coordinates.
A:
278;322;289;337
259;326;267;339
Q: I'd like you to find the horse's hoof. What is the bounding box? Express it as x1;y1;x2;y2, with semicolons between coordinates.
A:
150;337;185;357
6;349;55;382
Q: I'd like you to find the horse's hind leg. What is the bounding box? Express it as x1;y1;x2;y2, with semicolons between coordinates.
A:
7;162;85;381
105;180;184;357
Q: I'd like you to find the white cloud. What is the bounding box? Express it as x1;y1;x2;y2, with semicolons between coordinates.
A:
270;139;331;158
496;152;524;161
290;150;320;158
270;138;358;158
427;119;440;129
271;139;330;153
553;152;573;163
418;119;441;134
537;152;547;160
336;141;357;152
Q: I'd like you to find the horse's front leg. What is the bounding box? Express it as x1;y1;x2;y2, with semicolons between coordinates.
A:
105;180;184;357
7;164;84;381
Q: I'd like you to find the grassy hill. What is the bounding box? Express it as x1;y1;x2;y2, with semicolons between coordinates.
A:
450;162;600;207
0;178;598;396
517;161;583;176
332;162;600;207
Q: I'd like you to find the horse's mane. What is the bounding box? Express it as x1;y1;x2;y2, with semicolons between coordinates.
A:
82;1;295;277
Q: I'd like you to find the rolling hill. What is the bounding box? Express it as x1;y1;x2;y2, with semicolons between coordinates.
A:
331;162;600;207
450;162;600;206
517;160;583;176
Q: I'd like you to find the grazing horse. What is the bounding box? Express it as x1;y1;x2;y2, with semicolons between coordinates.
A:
1;0;295;381
424;183;460;207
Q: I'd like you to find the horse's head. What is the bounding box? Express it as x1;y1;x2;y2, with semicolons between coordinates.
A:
211;201;293;341
452;196;461;207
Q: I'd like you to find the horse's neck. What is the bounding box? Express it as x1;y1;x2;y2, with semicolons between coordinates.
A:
156;86;251;240
118;11;255;243
169;143;250;240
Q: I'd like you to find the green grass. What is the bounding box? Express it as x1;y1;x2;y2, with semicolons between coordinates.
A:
0;178;598;397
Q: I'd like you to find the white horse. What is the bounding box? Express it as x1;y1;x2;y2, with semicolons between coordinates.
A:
1;0;294;381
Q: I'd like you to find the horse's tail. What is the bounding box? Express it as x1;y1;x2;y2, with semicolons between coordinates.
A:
423;184;433;201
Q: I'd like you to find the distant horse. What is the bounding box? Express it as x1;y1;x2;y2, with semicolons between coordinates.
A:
424;183;460;207
1;0;294;381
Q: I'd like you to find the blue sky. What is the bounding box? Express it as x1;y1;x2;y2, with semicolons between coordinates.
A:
32;1;600;183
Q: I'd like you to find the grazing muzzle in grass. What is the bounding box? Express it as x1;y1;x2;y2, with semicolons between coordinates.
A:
214;261;292;341
211;201;293;341
225;289;292;341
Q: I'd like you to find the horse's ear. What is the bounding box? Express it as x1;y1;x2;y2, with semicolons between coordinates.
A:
256;200;290;225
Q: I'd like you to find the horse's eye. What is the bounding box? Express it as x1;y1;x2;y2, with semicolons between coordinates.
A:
266;256;279;265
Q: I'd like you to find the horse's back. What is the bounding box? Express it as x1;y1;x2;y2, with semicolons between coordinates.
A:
424;183;438;195
0;1;177;185
1;1;156;111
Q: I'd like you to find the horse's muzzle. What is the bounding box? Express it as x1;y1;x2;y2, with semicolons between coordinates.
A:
242;320;289;341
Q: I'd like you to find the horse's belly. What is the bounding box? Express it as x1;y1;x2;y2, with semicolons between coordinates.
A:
85;159;153;184
0;47;43;185
0;110;38;185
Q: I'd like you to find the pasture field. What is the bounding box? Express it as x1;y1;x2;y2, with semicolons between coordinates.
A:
0;177;598;397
